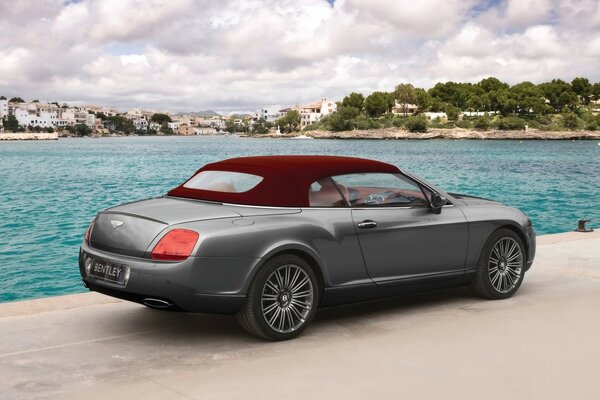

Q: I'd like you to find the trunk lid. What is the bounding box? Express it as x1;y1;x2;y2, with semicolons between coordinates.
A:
89;197;241;257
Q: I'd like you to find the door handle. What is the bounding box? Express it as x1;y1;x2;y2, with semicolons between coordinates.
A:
357;220;378;229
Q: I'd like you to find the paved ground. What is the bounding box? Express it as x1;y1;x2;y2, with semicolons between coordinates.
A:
1;231;600;400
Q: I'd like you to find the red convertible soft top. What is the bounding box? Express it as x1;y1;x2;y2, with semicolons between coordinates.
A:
167;155;400;207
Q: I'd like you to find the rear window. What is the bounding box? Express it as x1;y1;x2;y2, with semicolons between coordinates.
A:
183;171;263;193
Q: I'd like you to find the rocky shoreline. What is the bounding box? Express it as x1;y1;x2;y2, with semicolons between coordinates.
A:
252;128;600;140
2;129;600;141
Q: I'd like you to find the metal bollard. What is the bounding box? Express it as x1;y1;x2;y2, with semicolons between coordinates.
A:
575;219;593;233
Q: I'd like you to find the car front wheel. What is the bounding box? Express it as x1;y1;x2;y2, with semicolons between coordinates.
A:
237;254;319;340
471;228;526;299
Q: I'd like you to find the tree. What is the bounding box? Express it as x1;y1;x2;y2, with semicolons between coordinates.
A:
364;91;393;117
2;115;19;132
444;104;460;121
9;97;25;103
74;124;91;137
0;96;6;100
474;116;491;130
341;92;365;111
571;77;592;105
252;118;272;134
414;88;431;112
106;116;135;133
95;112;108;120
562;112;580;130
429;81;479;110
558;91;578;111
488;89;518;115
466;94;487;111
495;117;526;130
225;117;237;133
479;77;509;93
327;105;360;131
394;84;417;114
592;83;600;101
428;97;445;112
276;110;301;133
510;82;548;115
150;113;172;124
539;79;578;112
406;115;428;133
160;125;174;135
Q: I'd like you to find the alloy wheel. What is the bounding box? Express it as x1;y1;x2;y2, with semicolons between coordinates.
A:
261;264;314;334
488;237;523;294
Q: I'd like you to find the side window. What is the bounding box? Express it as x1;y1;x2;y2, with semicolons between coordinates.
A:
308;177;347;207
331;173;429;207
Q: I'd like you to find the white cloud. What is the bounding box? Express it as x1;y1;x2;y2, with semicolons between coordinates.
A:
119;54;149;67
0;0;598;112
557;0;600;30
504;0;555;27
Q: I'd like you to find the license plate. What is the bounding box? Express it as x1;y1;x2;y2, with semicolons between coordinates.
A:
89;259;129;285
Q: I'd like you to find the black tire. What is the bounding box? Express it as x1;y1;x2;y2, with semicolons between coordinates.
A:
470;228;526;299
237;254;320;341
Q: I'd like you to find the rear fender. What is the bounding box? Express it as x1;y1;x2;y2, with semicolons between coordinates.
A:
241;242;329;293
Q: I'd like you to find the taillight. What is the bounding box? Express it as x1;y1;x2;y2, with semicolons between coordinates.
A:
151;229;199;261
84;219;95;244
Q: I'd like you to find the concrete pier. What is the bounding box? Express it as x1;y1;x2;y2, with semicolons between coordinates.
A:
0;132;58;141
1;231;600;399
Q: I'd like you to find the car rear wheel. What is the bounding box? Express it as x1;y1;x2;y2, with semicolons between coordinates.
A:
237;254;319;341
470;228;525;299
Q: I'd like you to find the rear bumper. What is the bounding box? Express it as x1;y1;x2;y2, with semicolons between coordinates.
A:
83;280;245;314
79;244;257;314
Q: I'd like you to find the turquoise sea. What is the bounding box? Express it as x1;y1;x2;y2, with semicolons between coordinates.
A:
1;136;599;302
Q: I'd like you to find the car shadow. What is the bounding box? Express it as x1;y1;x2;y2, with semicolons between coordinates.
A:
96;285;476;347
312;286;474;326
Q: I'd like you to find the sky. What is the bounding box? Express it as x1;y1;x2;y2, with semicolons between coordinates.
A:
1;0;599;113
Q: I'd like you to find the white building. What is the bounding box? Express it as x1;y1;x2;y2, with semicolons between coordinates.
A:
392;101;418;115
86;113;96;128
257;105;282;123
462;111;498;117
61;108;88;125
210;117;226;130
149;122;162;131
0;99;7;119
196;127;218;135
133;116;148;130
297;99;337;128
15;106;54;128
167;121;180;130
424;112;448;120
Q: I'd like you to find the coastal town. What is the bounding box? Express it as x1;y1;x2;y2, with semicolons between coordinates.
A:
2;76;600;140
0;96;339;138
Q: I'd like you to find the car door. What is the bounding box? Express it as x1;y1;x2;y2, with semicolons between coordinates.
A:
331;173;468;284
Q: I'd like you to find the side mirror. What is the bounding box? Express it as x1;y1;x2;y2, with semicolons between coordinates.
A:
430;193;447;214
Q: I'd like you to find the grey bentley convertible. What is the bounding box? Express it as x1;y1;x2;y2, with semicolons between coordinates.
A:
80;155;536;340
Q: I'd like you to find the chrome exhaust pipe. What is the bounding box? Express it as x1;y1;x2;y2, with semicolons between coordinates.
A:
143;298;173;309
